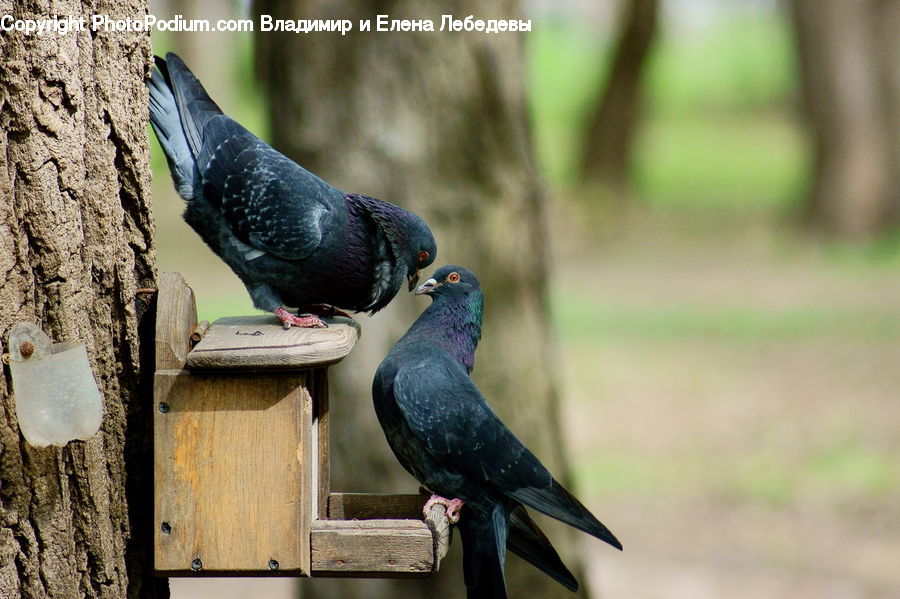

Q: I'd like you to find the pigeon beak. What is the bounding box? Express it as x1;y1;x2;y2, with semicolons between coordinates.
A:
407;269;421;292
415;278;439;295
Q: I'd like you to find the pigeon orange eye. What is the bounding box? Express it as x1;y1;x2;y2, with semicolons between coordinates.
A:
447;272;460;283
418;251;429;263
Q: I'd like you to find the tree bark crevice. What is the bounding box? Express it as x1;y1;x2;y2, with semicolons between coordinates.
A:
0;1;162;597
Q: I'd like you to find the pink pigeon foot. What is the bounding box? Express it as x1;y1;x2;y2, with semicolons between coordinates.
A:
274;306;327;329
423;494;466;524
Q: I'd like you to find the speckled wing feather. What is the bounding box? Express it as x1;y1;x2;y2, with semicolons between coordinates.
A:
197;115;340;260
164;52;342;261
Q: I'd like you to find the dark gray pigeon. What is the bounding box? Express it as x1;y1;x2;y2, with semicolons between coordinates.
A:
373;265;621;599
147;52;436;327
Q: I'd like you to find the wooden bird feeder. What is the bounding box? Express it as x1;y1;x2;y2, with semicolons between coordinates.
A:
153;272;449;578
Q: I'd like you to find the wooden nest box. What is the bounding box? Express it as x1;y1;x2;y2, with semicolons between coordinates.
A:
153;272;449;578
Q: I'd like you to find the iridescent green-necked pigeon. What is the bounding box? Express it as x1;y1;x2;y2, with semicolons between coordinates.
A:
373;265;621;599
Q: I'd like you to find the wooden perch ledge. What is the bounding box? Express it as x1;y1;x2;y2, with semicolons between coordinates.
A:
314;494;452;576
310;493;451;577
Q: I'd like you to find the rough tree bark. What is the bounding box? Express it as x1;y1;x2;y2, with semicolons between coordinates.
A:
579;0;659;193
255;2;594;598
0;1;163;598
789;0;899;239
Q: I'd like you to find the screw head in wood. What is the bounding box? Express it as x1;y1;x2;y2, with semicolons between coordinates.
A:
190;557;202;571
268;559;279;570
158;402;170;413
161;521;171;534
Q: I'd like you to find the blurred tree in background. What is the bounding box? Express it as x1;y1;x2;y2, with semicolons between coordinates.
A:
254;1;592;599
789;0;899;240
579;0;659;196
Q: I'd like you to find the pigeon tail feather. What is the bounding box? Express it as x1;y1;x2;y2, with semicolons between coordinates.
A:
507;505;579;591
161;52;224;160
459;512;509;599
147;56;196;199
510;481;622;551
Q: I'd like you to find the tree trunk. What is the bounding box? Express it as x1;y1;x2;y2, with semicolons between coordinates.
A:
789;0;899;239
255;2;591;598
579;0;659;193
0;2;163;598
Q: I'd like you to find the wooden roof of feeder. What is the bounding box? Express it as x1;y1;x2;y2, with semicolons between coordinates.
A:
155;272;359;373
187;315;359;371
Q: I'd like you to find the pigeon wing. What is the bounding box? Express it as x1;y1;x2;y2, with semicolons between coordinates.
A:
197;114;343;261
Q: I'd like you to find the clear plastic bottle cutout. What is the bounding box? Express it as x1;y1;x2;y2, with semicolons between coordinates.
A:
7;322;103;447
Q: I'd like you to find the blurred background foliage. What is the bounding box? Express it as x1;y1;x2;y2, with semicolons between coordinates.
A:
530;8;805;211
150;0;899;597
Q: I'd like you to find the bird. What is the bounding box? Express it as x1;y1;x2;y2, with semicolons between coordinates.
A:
147;52;436;328
373;265;622;598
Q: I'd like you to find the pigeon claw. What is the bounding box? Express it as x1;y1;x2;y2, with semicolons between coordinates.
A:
274;307;327;329
423;494;465;524
305;304;352;319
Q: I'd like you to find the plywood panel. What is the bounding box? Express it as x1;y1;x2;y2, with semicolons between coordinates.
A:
155;371;311;575
310;519;434;577
312;370;330;520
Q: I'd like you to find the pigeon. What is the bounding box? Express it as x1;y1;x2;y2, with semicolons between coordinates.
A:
373;265;621;598
147;52;436;327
